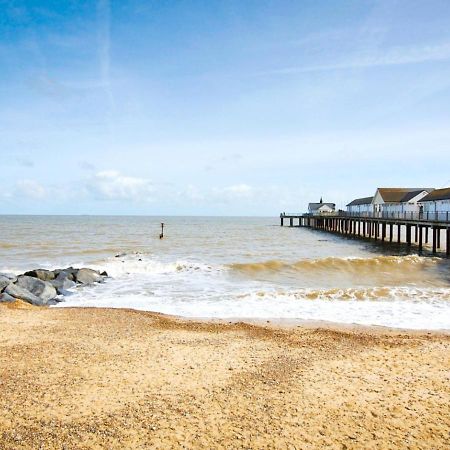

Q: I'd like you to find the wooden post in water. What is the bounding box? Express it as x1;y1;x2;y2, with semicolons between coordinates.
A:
446;228;450;257
418;226;423;252
432;227;437;254
406;225;411;246
160;222;165;239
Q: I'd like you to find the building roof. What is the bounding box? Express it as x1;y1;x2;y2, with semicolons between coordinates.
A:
308;202;335;211
377;188;434;203
346;196;373;207
419;187;450;202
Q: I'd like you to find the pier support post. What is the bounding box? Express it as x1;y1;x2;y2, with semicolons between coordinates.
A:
418;226;423;252
446;228;450;257
425;227;429;244
389;223;393;242
397;224;401;243
406;225;411;246
280;216;284;226
432;227;437;254
289;218;293;227
437;228;441;249
382;223;386;241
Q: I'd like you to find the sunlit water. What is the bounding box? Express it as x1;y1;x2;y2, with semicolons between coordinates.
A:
1;216;449;329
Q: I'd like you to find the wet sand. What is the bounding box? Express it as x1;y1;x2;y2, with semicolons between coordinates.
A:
0;302;449;449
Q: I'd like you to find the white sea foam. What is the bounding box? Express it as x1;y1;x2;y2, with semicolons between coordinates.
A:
56;253;450;330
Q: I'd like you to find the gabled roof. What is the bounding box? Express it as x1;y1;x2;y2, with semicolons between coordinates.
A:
346;196;373;207
308;202;335;211
377;188;434;203
420;187;450;202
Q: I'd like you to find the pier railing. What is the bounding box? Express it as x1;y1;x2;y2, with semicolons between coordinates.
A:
339;211;450;222
281;211;450;223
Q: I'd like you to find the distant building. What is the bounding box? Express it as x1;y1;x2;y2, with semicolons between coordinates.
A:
308;198;336;216
419;187;450;214
346;196;373;215
372;188;434;215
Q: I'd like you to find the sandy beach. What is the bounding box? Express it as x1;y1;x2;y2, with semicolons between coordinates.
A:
0;302;449;449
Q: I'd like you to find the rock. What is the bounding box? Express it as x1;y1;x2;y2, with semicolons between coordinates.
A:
0;277;12;292
16;276;57;302
50;277;76;295
100;271;108;277
75;268;102;285
5;283;45;306
23;269;56;282
0;273;17;292
47;298;65;306
0;272;16;280
54;270;75;282
55;268;78;281
0;292;16;303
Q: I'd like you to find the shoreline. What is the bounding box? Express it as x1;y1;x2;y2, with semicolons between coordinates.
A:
52;303;450;335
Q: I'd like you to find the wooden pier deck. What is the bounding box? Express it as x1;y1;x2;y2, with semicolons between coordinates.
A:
280;212;450;256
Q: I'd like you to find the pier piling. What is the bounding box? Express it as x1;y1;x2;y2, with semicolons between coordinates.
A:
280;212;449;256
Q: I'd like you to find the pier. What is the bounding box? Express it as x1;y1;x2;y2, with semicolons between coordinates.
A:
280;212;450;256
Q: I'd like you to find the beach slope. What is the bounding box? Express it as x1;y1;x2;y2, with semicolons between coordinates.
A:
0;303;449;449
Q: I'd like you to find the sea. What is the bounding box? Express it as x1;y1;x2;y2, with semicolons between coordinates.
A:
1;215;449;330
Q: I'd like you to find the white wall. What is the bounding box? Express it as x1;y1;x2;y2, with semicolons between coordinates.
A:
421;199;450;213
372;191;383;213
312;205;334;216
347;204;372;214
379;191;429;215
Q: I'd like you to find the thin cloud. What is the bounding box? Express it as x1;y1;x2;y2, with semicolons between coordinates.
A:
87;170;155;202
259;42;450;76
97;0;114;111
16;179;47;200
16;156;34;168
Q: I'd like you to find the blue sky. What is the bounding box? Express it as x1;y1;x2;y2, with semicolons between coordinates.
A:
1;0;450;215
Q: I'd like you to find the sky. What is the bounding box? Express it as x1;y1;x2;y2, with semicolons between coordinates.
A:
1;0;450;215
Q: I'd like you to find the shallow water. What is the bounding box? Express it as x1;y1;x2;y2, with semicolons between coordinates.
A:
1;215;449;329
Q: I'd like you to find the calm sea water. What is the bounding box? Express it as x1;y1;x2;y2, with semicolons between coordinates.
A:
1;215;449;329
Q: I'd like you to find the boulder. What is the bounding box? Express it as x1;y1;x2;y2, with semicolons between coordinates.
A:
0;276;13;292
54;268;78;281
16;276;57;302
50;277;76;295
47;297;65;306
75;268;102;285
23;269;56;282
100;271;108;277
0;272;16;280
5;283;46;306
0;292;16;303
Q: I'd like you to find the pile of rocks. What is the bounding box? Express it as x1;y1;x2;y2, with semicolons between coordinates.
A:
0;267;108;306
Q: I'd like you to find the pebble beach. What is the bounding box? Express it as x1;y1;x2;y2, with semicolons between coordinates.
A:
1;302;449;449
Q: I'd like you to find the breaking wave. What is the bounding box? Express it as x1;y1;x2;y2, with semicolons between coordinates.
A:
229;255;439;275
237;287;450;302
